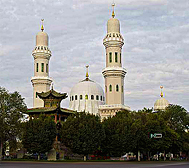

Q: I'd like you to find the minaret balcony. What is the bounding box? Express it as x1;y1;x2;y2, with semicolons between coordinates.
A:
102;66;127;78
103;38;124;48
32;51;51;60
31;76;52;85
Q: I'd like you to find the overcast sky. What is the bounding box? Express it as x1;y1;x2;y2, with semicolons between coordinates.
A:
0;0;189;111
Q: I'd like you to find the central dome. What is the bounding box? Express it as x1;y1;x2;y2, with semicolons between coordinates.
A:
69;78;105;115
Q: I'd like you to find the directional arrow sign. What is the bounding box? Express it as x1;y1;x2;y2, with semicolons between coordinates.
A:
150;133;162;139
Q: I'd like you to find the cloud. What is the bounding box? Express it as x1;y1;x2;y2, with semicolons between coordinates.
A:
0;0;189;112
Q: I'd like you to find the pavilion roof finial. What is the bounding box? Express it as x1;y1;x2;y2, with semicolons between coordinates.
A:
51;82;54;90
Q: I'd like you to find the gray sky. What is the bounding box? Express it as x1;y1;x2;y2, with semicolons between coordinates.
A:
0;0;189;111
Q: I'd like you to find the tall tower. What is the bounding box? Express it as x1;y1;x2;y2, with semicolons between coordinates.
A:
31;20;52;107
99;3;130;120
103;3;126;105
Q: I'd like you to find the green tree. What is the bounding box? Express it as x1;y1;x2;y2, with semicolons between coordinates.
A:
0;87;27;160
60;112;105;160
22;115;56;160
162;104;189;154
145;112;178;159
102;110;137;156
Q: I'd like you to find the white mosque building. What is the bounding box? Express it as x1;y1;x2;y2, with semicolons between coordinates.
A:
31;4;169;118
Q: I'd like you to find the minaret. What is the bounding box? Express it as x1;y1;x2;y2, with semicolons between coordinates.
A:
102;3;126;105
31;19;52;107
99;3;130;120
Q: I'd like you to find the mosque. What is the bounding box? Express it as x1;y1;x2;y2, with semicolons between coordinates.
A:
30;4;169;119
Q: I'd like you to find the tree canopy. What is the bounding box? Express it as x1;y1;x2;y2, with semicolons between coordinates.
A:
0;87;27;156
102;105;189;158
22;115;56;156
60;112;105;157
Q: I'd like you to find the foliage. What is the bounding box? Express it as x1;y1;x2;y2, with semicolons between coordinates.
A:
102;105;189;157
102;110;134;156
60;112;105;156
0;87;27;152
22;115;56;155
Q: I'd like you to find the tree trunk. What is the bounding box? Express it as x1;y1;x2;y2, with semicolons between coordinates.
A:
147;151;150;161
0;140;3;160
84;155;86;161
38;154;40;160
138;151;140;161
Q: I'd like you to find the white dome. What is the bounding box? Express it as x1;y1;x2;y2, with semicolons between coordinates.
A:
69;78;105;115
154;97;169;111
107;18;120;33
36;31;48;46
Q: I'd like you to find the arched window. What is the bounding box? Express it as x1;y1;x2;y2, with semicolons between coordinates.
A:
41;63;44;72
109;52;112;63
46;64;48;73
96;95;99;100
75;95;77;100
91;95;94;100
72;96;74;101
109;85;112;92
100;96;102;101
116;85;119;92
120;53;121;63
85;95;88;100
36;63;38;72
80;95;82;100
115;52;118;62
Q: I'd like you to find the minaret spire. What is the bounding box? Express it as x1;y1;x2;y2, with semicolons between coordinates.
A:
41;19;44;32
112;2;115;18
160;86;164;97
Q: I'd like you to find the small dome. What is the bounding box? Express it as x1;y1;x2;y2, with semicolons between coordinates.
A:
154;86;169;111
36;31;48;46
107;18;120;33
154;97;169;111
69;79;105;115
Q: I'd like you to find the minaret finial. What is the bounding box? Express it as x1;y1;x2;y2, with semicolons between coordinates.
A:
112;2;115;18
41;19;44;32
160;86;163;97
86;65;89;80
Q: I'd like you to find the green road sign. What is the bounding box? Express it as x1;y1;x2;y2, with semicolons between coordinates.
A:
150;133;162;138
